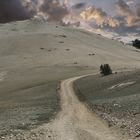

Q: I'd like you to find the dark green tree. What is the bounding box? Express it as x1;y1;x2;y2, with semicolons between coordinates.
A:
100;64;112;76
132;39;140;49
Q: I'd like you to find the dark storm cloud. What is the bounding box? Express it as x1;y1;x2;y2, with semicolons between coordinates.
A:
0;0;33;23
0;0;69;23
116;0;140;26
137;3;140;17
39;0;69;22
72;3;86;9
110;23;140;36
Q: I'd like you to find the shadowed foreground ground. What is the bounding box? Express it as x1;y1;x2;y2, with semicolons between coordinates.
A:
74;71;140;138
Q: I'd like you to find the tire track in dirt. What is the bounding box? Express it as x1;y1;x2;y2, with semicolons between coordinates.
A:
44;76;130;140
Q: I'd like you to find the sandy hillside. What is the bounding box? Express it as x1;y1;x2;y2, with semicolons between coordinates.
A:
0;20;140;70
0;20;140;139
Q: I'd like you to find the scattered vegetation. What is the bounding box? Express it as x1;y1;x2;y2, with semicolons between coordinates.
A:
132;39;140;49
59;41;64;43
48;49;52;52
55;34;67;38
74;62;78;64
65;49;70;51
88;53;95;56
100;64;112;76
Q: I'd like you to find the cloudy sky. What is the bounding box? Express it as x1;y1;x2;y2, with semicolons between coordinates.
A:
0;0;139;40
66;0;140;35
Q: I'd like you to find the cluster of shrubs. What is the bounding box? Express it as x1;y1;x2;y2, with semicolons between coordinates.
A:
100;64;112;76
132;39;140;49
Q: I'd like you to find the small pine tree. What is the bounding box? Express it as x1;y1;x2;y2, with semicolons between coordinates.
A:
100;64;112;76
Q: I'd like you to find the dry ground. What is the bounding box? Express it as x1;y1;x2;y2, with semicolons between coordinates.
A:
0;20;140;139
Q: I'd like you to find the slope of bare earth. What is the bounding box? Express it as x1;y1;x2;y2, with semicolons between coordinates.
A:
74;71;140;139
0;20;140;138
2;76;132;140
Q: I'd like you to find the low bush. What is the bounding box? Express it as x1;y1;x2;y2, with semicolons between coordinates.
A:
132;39;140;49
100;64;112;76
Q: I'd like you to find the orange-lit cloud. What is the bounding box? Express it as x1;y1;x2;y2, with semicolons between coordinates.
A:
116;0;140;26
80;6;120;28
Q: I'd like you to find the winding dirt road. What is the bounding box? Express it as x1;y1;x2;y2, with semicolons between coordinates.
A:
3;76;131;140
44;76;129;140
